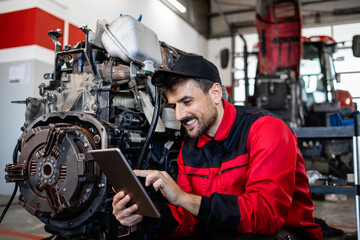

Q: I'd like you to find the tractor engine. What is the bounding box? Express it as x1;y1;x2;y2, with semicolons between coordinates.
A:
5;15;182;239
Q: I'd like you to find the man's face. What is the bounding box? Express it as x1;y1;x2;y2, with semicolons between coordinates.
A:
166;79;218;139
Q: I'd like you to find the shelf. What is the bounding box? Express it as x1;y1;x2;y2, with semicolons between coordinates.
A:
292;126;354;139
310;185;357;195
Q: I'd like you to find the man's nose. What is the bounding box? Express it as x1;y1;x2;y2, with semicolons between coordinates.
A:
175;105;186;121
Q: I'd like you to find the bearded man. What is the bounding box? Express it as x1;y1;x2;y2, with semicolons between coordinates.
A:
112;55;322;240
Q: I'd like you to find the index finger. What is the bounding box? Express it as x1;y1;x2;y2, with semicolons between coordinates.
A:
133;169;156;177
113;191;125;204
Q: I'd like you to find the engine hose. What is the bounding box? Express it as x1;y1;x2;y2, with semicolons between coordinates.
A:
0;140;21;223
137;87;161;169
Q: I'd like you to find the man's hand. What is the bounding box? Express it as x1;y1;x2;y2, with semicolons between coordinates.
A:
112;191;143;226
134;170;201;216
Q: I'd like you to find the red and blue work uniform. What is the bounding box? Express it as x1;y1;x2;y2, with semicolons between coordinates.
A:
141;100;322;239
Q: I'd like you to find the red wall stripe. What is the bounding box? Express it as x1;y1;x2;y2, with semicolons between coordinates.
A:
34;8;65;50
0;8;64;50
68;23;85;47
0;228;45;240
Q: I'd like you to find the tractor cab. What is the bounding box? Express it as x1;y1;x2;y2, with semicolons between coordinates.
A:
301;36;354;126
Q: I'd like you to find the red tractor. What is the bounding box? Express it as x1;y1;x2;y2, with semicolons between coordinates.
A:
252;0;356;128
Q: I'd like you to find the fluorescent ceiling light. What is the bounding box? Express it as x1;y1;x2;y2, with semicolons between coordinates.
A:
166;0;186;13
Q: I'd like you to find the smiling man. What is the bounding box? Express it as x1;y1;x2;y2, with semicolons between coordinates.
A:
112;55;322;240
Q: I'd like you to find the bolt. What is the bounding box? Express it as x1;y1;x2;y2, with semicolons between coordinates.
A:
98;183;105;188
63;188;67;192
114;129;121;135
91;104;97;111
39;162;43;166
94;135;101;144
89;85;97;95
86;188;91;193
50;160;54;164
41;177;44;181
47;94;57;103
62;147;66;151
38;173;41;177
44;179;48;183
84;143;89;148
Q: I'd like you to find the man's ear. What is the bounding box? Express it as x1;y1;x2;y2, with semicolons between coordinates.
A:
210;83;223;104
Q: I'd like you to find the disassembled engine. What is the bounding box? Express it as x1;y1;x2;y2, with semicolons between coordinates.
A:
5;15;184;239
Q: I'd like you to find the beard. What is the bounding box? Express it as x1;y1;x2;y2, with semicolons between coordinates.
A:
181;104;218;139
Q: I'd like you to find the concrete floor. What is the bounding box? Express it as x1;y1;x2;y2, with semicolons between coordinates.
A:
0;195;49;240
313;195;357;239
0;194;358;239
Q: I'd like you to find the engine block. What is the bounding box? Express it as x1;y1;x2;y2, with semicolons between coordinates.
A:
5;15;183;239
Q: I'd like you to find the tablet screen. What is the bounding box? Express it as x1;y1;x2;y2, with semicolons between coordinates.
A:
86;148;161;218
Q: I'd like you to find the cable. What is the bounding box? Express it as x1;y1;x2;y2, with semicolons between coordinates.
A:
0;183;18;223
0;140;21;223
136;87;161;169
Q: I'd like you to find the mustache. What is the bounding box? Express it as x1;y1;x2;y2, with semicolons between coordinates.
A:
180;116;197;125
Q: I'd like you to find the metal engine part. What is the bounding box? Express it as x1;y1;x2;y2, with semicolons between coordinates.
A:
7;123;106;227
5;15;182;239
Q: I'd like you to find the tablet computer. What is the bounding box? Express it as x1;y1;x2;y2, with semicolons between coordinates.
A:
86;148;160;218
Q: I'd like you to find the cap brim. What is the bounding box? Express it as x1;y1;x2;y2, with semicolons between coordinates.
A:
151;69;200;87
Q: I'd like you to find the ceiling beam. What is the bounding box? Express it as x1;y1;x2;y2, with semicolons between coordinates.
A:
207;7;254;18
207;0;339;18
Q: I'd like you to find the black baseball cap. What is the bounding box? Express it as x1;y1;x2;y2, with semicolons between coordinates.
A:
151;55;222;87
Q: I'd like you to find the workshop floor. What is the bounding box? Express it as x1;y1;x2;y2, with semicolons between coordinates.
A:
0;194;358;240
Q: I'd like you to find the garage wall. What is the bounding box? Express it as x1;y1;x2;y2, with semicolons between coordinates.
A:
0;0;207;195
207;23;360;103
0;60;53;195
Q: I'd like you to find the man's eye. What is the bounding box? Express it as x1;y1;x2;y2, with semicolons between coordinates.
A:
184;100;192;105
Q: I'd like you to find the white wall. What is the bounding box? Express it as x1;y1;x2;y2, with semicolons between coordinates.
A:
207;37;232;86
0;0;207;195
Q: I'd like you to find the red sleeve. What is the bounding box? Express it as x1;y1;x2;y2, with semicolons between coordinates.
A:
166;144;200;238
237;116;297;234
